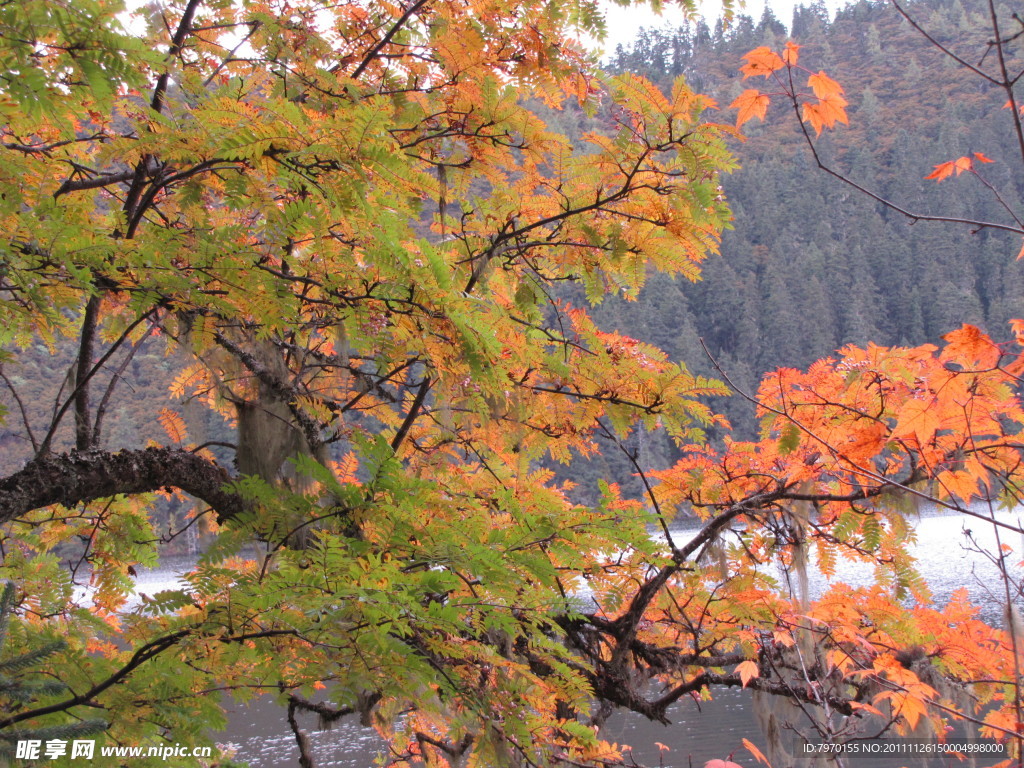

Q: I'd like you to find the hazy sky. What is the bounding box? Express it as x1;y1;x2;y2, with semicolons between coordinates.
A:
122;0;841;63
593;0;844;55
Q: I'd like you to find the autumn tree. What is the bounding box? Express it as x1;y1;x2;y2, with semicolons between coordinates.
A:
715;0;1024;760
0;0;737;764
2;0;1024;767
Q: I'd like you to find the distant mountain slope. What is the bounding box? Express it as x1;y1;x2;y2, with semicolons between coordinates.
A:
597;0;1024;437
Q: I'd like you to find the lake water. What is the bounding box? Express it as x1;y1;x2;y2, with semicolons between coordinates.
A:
132;507;1022;767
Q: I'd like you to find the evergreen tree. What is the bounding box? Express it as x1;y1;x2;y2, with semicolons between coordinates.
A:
598;0;1024;441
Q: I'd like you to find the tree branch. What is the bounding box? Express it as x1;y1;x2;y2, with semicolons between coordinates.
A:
391;375;432;452
782;61;1023;235
350;0;432;81
0;447;245;525
0;627;302;728
213;332;325;453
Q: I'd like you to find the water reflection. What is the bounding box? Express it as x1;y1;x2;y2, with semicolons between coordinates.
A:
206;507;1021;766
222;687;988;768
219;688;762;768
220;695;386;767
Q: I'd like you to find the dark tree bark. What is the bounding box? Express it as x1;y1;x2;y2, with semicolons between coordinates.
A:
0;448;245;524
73;295;101;450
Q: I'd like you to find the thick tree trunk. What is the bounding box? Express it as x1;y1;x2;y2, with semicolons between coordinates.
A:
0;448;245;524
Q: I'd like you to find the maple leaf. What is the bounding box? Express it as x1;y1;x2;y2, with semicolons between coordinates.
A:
849;701;885;717
802;94;849;136
925;155;973;181
953;155;973;174
981;707;1018;740
891;398;939;445
937;469;980;501
742;738;773;767
924;161;956;181
973;151;994;163
941;324;1001;368
740;47;784;78
893;691;929;731
736;659;760;687
807;71;844;100
731;89;770;128
782;41;800;66
838;421;887;464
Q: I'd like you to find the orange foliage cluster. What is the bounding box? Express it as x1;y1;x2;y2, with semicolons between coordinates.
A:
731;43;849;135
632;324;1024;747
925;152;995;181
659;325;1023;515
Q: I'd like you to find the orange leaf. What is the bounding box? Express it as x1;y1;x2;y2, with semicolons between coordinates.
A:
839;420;887;464
924;160;956;181
849;700;885;717
937;469;979;501
807;71;844;100
802;95;848;136
941;324;1001;368
740;47;784;78
731;89;770;128
973;151;994;163
737;659;760;687
891;398;939;445
782;41;800;66
895;692;928;730
743;738;773;767
331;451;362;485
927;156;974;181
157;408;188;444
981;707;1018;740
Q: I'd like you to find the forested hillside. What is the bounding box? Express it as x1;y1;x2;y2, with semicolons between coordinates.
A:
597;0;1024;436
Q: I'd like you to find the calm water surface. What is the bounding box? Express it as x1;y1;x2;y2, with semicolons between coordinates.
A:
133;507;1020;767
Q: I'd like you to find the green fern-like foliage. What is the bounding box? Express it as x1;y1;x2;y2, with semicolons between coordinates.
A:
0;582;106;759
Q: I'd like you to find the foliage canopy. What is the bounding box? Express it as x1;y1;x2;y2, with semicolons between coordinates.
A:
0;0;1023;766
